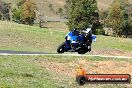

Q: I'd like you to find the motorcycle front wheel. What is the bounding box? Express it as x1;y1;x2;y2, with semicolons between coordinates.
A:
57;42;65;53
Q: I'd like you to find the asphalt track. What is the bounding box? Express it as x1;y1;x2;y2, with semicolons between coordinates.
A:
0;50;48;54
0;50;132;59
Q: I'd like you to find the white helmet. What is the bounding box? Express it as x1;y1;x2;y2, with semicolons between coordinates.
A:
85;28;91;33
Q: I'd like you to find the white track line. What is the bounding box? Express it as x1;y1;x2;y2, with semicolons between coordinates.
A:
0;53;132;59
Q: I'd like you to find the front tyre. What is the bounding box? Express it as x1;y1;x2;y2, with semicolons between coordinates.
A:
57;42;65;53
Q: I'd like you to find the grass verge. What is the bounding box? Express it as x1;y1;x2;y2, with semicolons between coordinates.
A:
0;21;67;53
0;21;132;54
0;55;132;88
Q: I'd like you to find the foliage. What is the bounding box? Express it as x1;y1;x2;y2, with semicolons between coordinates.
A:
66;0;99;30
12;0;37;25
99;9;108;29
21;0;37;25
106;0;129;37
0;0;10;20
12;7;23;23
12;0;25;22
94;28;105;35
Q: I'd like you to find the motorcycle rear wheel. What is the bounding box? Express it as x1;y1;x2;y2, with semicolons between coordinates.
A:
78;50;86;54
78;45;87;54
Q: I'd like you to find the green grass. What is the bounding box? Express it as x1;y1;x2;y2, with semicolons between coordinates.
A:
0;56;62;88
0;20;132;53
0;21;67;53
0;55;131;88
93;35;132;51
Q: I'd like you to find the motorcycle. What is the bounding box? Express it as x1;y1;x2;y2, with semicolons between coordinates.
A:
57;28;96;54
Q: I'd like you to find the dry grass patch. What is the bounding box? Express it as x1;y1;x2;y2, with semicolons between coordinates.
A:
39;59;132;77
89;49;132;57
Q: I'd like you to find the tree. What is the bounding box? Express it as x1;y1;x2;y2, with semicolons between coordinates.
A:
106;0;128;37
66;0;99;30
12;0;24;23
58;8;63;17
21;0;37;25
0;0;2;20
122;1;132;38
99;9;108;21
0;0;10;20
12;0;37;25
12;7;23;23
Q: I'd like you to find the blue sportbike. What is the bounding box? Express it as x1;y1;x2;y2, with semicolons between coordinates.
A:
57;28;96;54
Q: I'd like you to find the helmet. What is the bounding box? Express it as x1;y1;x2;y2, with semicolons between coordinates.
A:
85;28;91;33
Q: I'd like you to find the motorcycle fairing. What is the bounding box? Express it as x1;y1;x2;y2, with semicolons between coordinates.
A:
66;32;78;41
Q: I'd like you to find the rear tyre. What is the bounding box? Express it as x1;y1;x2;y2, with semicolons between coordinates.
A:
78;46;87;54
78;50;86;54
57;42;65;53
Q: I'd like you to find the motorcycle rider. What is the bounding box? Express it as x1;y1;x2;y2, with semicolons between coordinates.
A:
72;26;93;52
71;26;93;50
72;26;93;45
81;25;93;51
57;25;96;54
